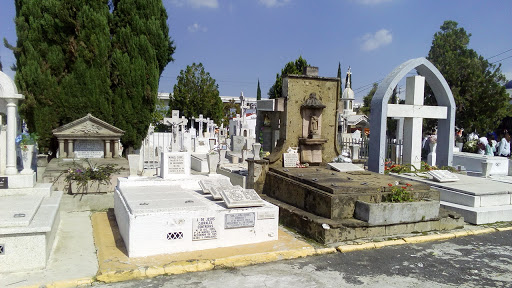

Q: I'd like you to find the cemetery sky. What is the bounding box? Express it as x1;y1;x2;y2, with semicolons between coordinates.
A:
0;0;511;102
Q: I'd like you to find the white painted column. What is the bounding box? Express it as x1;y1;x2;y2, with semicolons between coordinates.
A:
5;99;18;175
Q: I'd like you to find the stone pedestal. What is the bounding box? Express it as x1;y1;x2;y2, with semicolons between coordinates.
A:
299;138;327;164
350;144;360;160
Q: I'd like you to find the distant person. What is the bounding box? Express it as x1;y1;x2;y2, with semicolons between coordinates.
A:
497;130;511;157
478;137;493;156
486;132;497;155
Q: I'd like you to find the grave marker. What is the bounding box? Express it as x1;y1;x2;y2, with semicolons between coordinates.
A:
225;212;255;229
428;170;460;182
219;187;265;208
192;216;219;241
283;153;299;168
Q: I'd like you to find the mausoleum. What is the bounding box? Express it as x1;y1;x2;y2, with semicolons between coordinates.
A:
53;114;124;158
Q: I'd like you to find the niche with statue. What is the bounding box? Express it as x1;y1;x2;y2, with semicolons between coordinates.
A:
299;93;327;164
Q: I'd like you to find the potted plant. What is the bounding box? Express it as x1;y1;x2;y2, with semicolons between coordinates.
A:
16;133;38;174
354;183;440;226
56;159;121;195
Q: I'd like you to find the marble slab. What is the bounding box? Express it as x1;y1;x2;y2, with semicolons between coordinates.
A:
428;170;460;182
328;162;364;172
219;187;265;208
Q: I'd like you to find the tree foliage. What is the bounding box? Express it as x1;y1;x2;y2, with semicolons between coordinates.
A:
7;0;174;153
170;63;223;125
268;56;308;99
222;99;241;127
426;20;510;134
256;79;261;100
337;62;342;98
110;0;175;150
360;83;379;116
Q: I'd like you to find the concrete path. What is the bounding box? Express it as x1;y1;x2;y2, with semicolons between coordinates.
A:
0;211;98;288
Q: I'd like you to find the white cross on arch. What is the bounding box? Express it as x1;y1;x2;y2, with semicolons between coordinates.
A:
386;76;447;169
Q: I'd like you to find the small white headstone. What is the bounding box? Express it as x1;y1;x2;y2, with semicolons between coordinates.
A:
327;162;364;172
428;170;459;182
160;152;191;178
283;153;299;168
219;187;265;208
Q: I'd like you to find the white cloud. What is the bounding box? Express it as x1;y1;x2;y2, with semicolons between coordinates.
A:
258;0;291;8
170;0;218;8
360;29;392;51
188;23;208;33
353;0;392;5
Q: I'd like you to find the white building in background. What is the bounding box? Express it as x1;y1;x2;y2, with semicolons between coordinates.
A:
338;68;369;137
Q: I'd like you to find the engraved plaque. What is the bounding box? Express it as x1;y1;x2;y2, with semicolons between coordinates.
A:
257;211;276;220
225;212;255;229
428;170;459;182
283;153;299;168
0;177;8;189
220;187;265;208
74;140;104;158
168;154;185;174
192;217;218;241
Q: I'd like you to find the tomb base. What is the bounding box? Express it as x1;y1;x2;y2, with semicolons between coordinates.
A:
191;154;208;173
0;172;36;189
394;173;512;224
0;191;62;272
263;196;463;244
114;176;278;257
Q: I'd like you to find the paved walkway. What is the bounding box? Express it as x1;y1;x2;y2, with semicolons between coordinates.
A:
1;190;511;287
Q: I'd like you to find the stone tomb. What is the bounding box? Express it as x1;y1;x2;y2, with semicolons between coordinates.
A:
396;172;512;224
53;113;124;159
114;176;278;257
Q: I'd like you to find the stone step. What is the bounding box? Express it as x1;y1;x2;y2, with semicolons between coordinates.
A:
441;201;512;225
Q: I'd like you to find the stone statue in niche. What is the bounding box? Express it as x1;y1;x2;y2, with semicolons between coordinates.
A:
309;115;319;138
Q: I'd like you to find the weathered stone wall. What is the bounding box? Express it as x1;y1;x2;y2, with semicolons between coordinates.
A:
281;75;340;164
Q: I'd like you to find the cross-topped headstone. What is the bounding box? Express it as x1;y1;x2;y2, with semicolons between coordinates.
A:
386;76;447;169
195;114;208;137
163;110;187;151
239;92;250;128
232;114;242;136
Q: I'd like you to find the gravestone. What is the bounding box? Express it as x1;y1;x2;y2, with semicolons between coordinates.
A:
219;186;265;208
368;58;455;174
160;151;191;178
231;135;246;153
283;153;299;168
327;162;364;172
428;170;459;182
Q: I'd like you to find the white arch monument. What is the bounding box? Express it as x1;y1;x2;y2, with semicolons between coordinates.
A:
368;58;456;174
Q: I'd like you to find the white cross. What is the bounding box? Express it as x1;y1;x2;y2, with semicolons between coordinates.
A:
239;92;250;128
195;114;208;137
387;76;447;169
232;114;242;136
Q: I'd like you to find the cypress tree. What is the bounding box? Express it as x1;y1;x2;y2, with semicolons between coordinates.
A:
257;79;261;100
110;0;175;151
337;62;342;97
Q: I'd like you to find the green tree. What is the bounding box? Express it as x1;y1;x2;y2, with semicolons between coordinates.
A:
170;63;223;124
222;99;241;127
268;56;308;99
110;0;175;151
360;83;379;116
256;79;261;100
0;56;3;71
337;62;342;98
7;0;113;152
426;20;510;134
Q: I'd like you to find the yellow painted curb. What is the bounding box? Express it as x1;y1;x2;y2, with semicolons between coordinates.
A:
403;233;455;243
96;267;146;283
315;247;338;255
373;239;406;248
337;243;375;253
452;231;471;238
45;277;95;288
470;228;497;235
214;248;316;268
496;226;512;231
163;260;214;275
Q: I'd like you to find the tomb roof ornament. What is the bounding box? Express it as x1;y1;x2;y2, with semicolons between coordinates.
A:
301;93;326;109
52;113;125;138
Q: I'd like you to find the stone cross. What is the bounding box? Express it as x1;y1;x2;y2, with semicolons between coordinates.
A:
180;116;188;151
232;114;242;136
195;114;208;137
163;110;186;151
386;76;447;169
239;92;250;126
